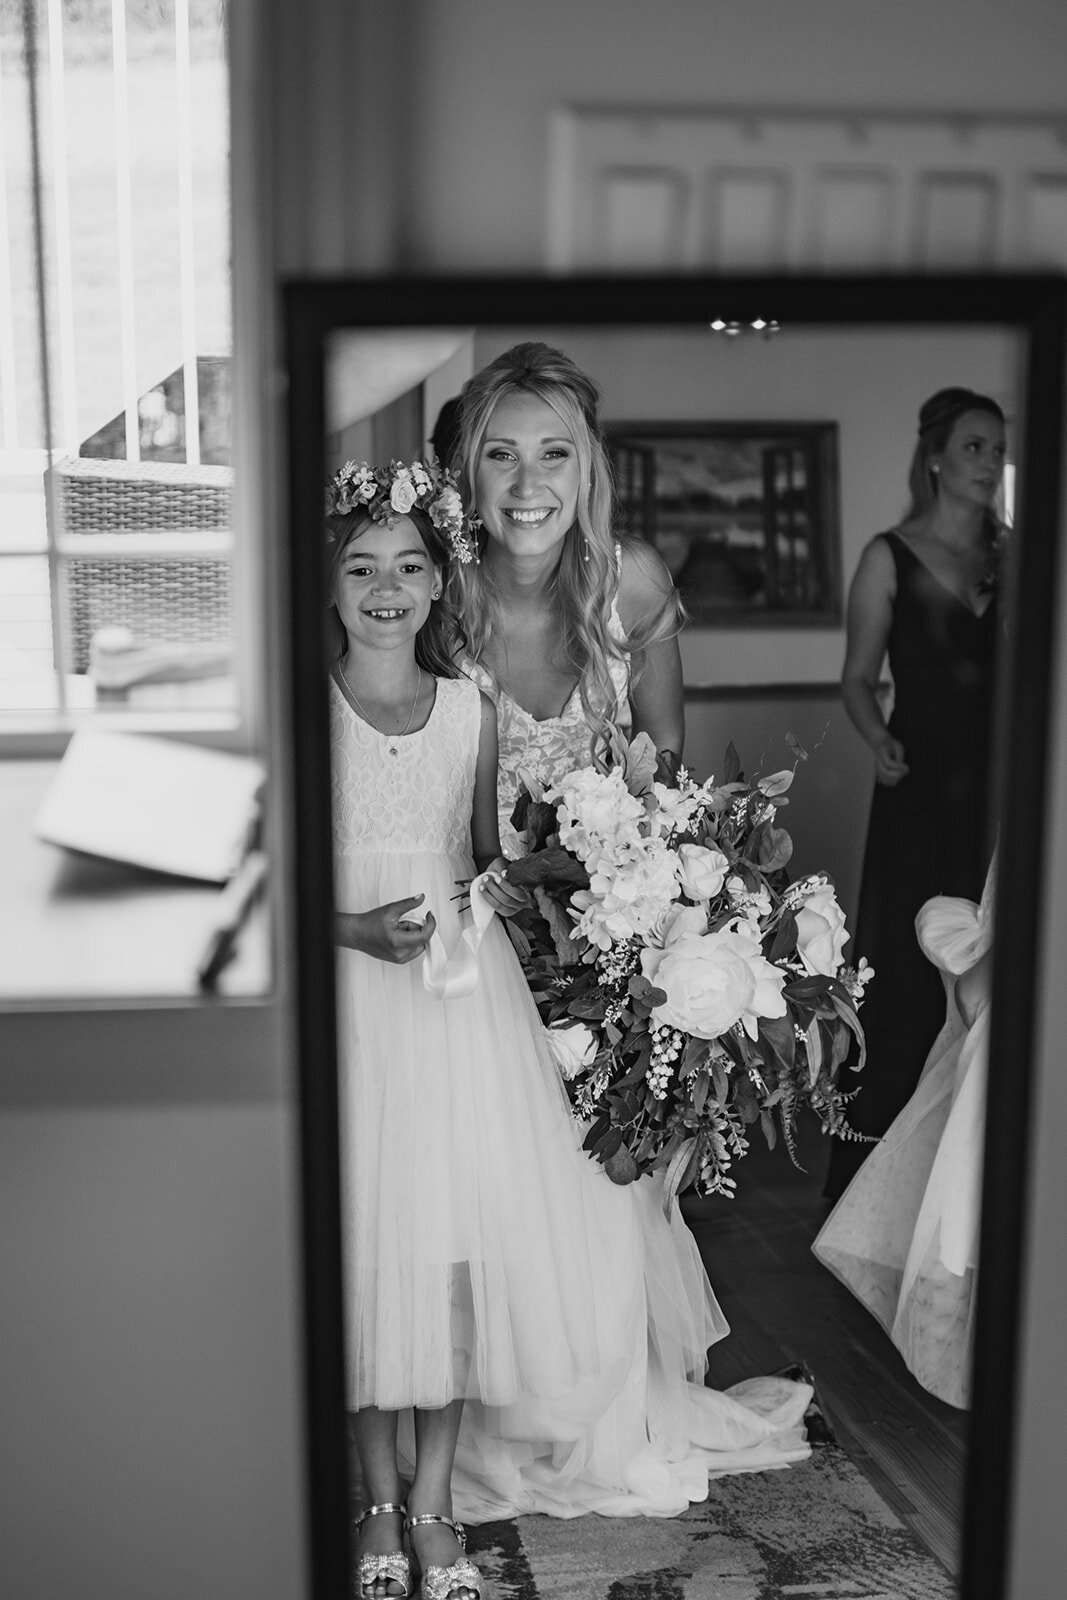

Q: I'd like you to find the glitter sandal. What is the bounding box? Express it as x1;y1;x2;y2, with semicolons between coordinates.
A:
356;1501;413;1600
405;1511;482;1600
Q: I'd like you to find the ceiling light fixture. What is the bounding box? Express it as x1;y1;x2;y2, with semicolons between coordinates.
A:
708;318;781;337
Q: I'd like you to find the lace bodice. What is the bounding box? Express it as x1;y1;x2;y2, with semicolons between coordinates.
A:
330;673;480;858
462;600;631;858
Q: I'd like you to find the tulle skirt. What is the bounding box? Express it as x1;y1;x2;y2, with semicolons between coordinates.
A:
340;846;812;1513
812;894;989;1408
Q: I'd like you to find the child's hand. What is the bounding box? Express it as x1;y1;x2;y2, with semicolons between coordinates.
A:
477;857;532;919
341;894;436;964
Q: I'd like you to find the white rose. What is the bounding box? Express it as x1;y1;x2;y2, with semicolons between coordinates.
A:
641;916;787;1040
677;843;729;902
544;1021;599;1080
390;475;417;514
795;885;849;976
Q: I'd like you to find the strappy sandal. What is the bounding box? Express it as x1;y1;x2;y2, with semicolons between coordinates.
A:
356;1501;413;1600
405;1511;482;1600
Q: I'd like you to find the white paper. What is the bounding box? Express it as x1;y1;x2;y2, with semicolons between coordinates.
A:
34;731;265;883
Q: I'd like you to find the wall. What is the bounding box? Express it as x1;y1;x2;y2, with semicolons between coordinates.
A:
397;1;1067;272
0;1014;306;1600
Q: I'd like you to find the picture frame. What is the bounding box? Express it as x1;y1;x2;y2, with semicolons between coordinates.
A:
282;272;1066;1600
606;419;841;625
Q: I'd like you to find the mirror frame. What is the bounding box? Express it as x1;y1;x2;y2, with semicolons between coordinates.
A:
283;273;1066;1600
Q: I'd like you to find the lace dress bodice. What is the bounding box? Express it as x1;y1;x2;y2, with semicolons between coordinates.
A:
462;600;631;857
330;673;479;861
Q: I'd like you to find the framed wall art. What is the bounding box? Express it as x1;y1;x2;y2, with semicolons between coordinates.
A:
607;420;841;625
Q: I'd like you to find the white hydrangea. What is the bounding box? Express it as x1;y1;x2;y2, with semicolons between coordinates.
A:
569;835;682;951
548;767;647;865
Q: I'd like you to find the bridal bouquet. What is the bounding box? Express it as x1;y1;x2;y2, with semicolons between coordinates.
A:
503;731;873;1204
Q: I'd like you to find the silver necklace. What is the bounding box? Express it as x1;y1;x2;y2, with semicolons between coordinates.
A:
337;656;422;756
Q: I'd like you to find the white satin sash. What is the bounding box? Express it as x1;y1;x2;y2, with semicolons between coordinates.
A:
421;872;497;999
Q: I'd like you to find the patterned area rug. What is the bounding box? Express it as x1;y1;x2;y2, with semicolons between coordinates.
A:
457;1379;955;1600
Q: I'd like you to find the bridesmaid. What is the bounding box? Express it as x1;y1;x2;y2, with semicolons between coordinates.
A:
825;386;1005;1201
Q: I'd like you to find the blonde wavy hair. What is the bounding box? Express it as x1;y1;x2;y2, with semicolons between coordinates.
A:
450;341;684;754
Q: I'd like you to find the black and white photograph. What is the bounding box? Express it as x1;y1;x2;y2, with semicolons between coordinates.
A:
3;7;1067;1600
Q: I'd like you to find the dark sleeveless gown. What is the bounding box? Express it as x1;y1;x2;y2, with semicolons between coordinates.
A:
825;531;999;1201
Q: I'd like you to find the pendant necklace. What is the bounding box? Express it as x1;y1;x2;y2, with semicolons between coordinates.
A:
338;657;422;755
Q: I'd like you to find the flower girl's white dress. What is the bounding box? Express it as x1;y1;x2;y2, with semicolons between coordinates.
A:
812;867;994;1408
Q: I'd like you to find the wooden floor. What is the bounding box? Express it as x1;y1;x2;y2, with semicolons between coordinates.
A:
680;1112;968;1578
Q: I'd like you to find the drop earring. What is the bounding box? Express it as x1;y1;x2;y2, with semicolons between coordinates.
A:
582;537;591;563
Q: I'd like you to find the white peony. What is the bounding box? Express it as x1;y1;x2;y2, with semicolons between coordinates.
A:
677;843;729;902
640;908;787;1041
794;884;849;976
544;1021;599;1080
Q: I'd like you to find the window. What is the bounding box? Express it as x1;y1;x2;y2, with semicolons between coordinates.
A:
0;0;236;734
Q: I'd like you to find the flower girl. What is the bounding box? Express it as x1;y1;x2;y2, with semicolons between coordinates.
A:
329;460;813;1600
329;460;647;1600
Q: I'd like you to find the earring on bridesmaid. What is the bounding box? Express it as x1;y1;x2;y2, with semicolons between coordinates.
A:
581;536;591;563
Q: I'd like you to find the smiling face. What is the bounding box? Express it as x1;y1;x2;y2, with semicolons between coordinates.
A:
932;408;1007;508
331;514;440;658
473;392;583;558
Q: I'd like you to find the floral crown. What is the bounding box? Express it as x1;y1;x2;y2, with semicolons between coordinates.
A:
325;458;479;565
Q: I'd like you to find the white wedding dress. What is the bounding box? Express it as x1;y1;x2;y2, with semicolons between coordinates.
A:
436;638;813;1519
812;867;995;1408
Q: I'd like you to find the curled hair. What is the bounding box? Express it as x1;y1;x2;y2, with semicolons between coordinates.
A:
901;386;1006;530
325;505;459;679
450;341;684;753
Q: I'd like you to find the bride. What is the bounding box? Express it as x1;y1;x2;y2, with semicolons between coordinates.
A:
413;340;814;1520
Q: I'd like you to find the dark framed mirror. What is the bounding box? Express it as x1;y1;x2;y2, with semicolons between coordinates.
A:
283;273;1065;1600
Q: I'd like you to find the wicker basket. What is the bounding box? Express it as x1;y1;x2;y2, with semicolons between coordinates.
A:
50;456;234;673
